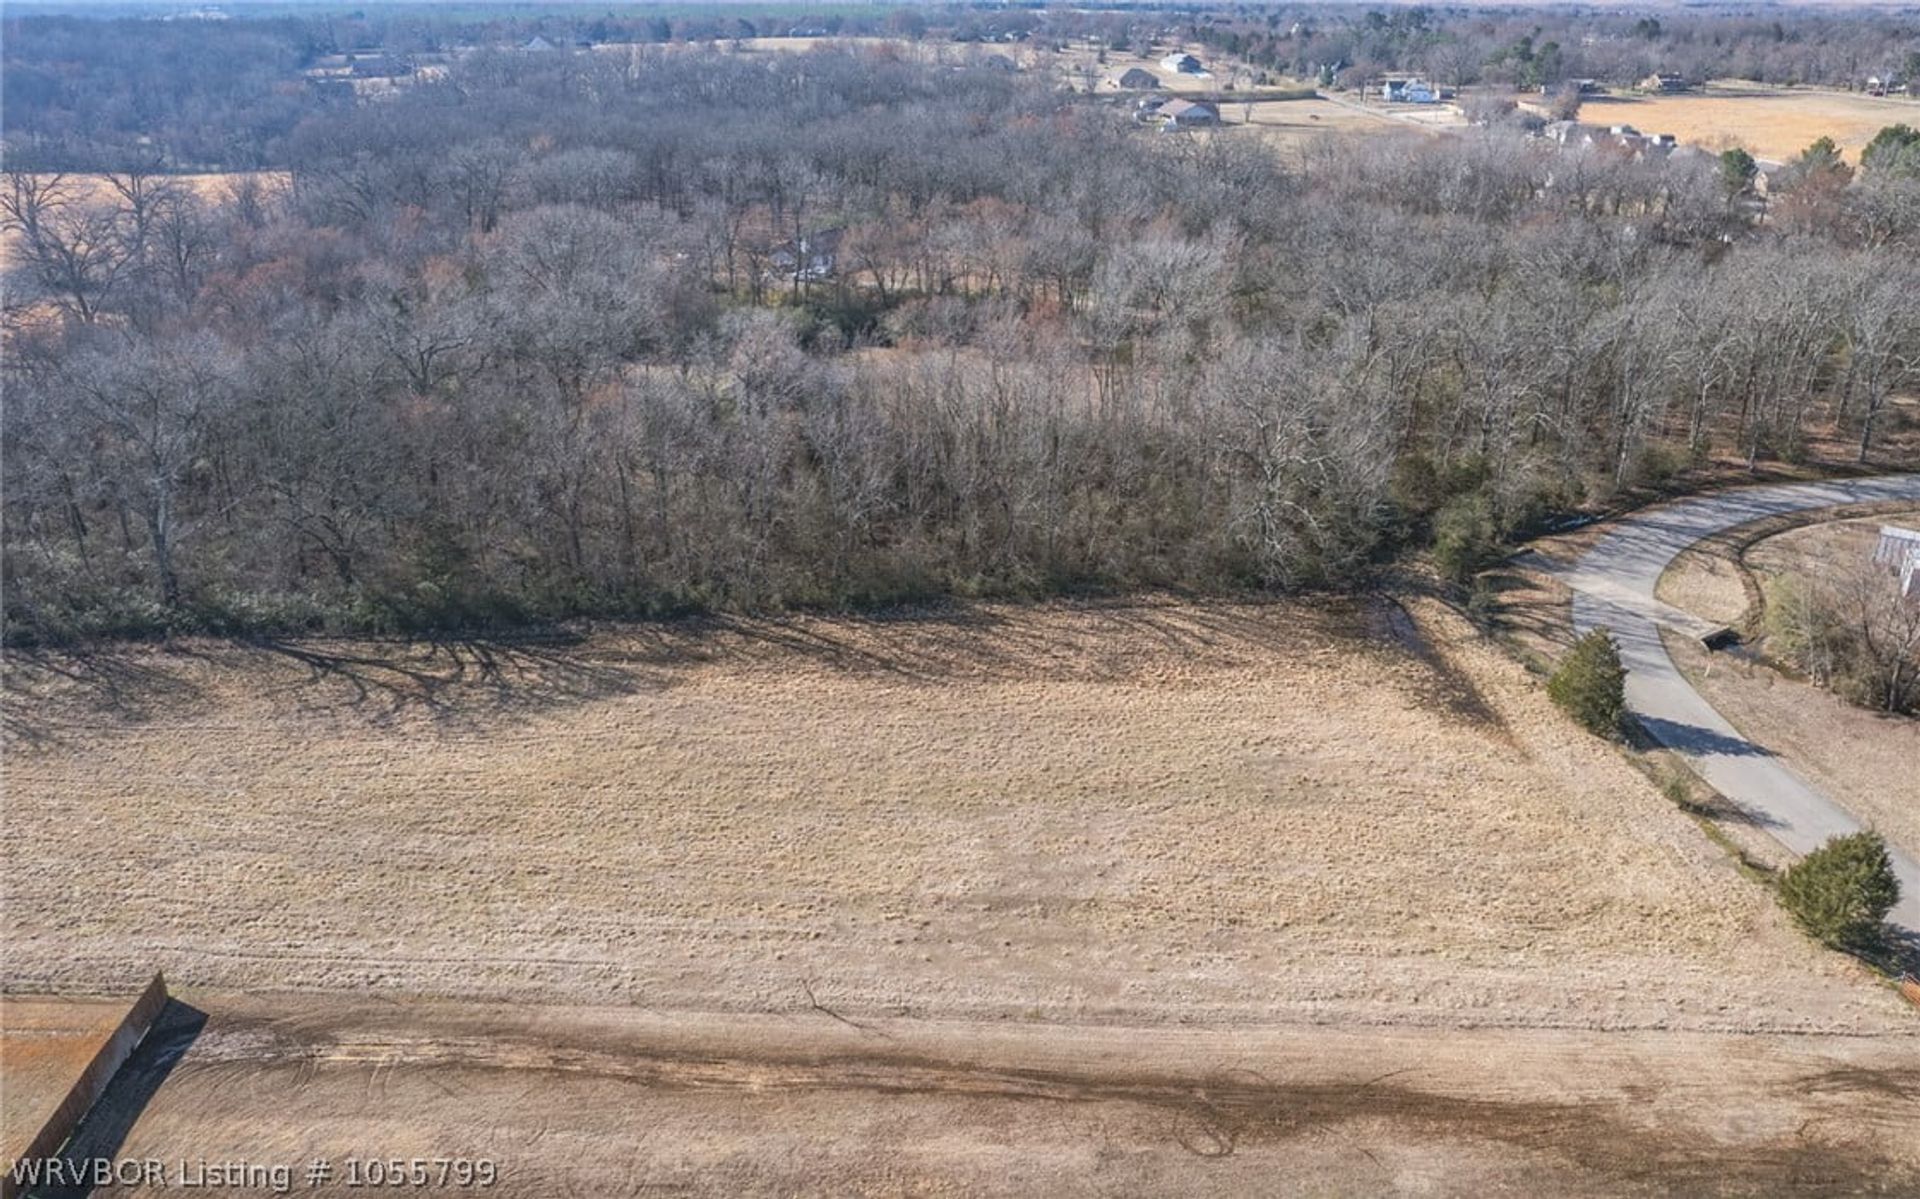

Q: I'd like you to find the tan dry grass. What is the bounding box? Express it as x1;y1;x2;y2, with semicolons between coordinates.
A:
1581;87;1919;163
3;598;1903;1031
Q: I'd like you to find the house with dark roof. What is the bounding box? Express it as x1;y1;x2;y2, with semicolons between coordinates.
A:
1117;67;1160;90
1159;98;1220;129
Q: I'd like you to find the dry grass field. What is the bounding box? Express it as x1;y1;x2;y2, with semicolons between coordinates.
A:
1582;85;1919;163
10;596;1920;1192
1225;96;1446;151
4;597;1902;1033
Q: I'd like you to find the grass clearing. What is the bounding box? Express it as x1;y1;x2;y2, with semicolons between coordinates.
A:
1581;85;1920;163
4;596;1901;1032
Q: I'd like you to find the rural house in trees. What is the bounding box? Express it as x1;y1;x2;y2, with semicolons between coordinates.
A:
1639;72;1691;93
1382;77;1438;103
1160;52;1204;75
770;228;844;282
1117;67;1160;90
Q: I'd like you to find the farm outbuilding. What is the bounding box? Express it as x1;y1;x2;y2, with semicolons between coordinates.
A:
1159;98;1220;128
1117;67;1160;90
1160;53;1204;75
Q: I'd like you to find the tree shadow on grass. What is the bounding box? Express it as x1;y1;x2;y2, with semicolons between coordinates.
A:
2;647;211;748
249;634;646;723
1864;924;1920;983
6;595;1406;738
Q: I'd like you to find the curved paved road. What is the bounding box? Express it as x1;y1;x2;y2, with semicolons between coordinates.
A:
1561;473;1920;934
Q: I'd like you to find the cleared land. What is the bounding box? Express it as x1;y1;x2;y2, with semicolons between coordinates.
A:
69;994;1920;1197
1582;86;1919;163
1226;96;1457;152
4;597;1904;1032
9;596;1920;1192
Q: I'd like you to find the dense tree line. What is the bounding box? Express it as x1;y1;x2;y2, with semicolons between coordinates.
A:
1165;5;1920;92
2;17;340;169
2;5;1012;170
12;4;1920;172
4;45;1919;644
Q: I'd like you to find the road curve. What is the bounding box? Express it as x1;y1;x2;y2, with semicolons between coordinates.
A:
1563;473;1920;934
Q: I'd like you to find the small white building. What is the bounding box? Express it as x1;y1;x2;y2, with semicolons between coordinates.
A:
1873;526;1920;598
1382;77;1437;103
1160;52;1204;75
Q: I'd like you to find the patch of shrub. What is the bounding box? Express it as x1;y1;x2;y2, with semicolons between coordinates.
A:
1765;568;1920;715
1778;831;1901;952
1548;627;1626;737
1432;492;1500;583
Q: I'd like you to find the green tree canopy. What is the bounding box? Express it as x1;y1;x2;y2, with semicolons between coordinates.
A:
1779;832;1901;952
1718;147;1758;193
1548;628;1626;737
1794;135;1853;184
1862;124;1920;179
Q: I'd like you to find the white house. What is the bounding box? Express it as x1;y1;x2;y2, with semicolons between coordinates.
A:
1159;52;1204;75
1873;526;1920;598
1382;77;1437;103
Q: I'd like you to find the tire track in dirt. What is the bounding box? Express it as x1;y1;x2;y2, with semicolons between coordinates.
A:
170;1011;1920;1197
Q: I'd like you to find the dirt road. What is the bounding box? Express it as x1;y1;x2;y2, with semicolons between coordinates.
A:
59;992;1920;1197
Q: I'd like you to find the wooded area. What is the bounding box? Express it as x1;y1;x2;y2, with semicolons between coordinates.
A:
3;35;1918;644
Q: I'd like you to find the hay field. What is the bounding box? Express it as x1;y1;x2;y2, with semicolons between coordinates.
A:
4;597;1903;1033
1226;96;1457;152
1582;87;1918;163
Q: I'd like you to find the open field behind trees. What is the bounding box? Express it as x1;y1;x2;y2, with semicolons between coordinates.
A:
1582;86;1920;164
0;172;288;272
5;597;1908;1033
